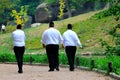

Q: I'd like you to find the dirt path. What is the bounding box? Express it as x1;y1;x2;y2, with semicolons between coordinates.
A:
0;64;116;80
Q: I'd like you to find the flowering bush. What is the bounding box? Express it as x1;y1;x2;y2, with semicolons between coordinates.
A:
11;6;28;26
58;0;65;19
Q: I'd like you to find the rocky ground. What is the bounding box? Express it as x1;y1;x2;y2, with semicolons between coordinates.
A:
0;64;116;80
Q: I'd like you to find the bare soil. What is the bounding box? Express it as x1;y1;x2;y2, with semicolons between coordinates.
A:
0;64;116;80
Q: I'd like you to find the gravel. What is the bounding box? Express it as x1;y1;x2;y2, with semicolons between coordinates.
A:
0;64;116;80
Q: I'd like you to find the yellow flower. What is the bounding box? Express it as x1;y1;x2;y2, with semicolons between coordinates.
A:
12;10;17;14
58;0;65;19
11;6;28;27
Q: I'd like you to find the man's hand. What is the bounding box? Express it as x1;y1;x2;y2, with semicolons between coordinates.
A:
42;44;46;48
79;46;83;49
62;44;64;49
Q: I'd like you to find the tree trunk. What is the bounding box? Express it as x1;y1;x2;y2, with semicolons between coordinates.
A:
94;0;101;11
65;0;72;17
104;2;110;9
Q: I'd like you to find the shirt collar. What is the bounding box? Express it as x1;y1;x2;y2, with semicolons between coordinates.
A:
67;29;72;31
49;27;54;29
16;29;21;31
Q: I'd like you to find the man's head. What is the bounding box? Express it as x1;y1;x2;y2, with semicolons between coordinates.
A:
67;24;72;30
49;21;54;28
17;24;22;29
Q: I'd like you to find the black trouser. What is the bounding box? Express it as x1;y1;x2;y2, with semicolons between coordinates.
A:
14;46;25;72
46;44;59;70
65;46;76;70
2;29;5;33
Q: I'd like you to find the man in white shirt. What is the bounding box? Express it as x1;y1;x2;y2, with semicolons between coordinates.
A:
1;24;6;33
41;21;63;71
63;24;82;71
12;24;26;73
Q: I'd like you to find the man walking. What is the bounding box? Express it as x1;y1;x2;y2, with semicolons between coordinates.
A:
41;21;63;71
1;24;6;33
63;24;82;71
12;24;26;73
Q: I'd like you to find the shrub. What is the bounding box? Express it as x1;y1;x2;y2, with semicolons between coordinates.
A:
93;5;120;19
6;25;16;33
0;53;15;62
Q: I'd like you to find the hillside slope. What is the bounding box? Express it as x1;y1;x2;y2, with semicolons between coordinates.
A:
1;10;119;54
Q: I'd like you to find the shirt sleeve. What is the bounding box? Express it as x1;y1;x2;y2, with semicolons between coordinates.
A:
41;32;46;44
74;33;82;48
58;32;63;44
23;32;26;40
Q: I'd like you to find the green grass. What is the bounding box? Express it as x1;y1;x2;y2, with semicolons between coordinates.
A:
0;11;102;53
0;10;120;53
0;10;120;55
0;53;120;75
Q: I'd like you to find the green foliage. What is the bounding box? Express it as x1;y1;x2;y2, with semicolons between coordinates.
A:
11;6;28;26
0;46;12;54
6;25;16;32
100;38;120;56
94;1;102;10
0;53;16;62
59;53;68;64
0;0;42;24
93;2;120;56
93;4;120;19
100;39;113;55
0;0;15;24
111;56;120;74
91;55;120;75
19;0;42;16
26;37;41;50
83;55;120;75
79;57;91;67
45;0;58;4
23;54;48;63
0;46;15;62
94;57;108;70
0;52;120;75
100;17;120;55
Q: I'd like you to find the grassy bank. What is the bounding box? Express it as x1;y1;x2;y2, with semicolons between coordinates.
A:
0;11;105;54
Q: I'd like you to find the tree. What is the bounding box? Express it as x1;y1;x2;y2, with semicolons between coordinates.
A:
65;0;72;17
94;0;102;10
16;0;43;23
0;0;13;24
11;6;28;26
0;0;20;25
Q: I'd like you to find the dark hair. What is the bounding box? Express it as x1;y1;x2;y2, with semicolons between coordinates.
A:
17;24;22;29
49;21;54;27
67;24;72;29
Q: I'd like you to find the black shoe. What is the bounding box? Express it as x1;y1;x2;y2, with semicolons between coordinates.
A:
18;70;23;73
56;68;59;71
70;69;74;71
70;68;74;71
48;69;54;72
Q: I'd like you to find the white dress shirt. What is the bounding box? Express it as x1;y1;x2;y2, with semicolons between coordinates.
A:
1;25;5;29
41;28;63;45
63;30;82;48
12;29;26;47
